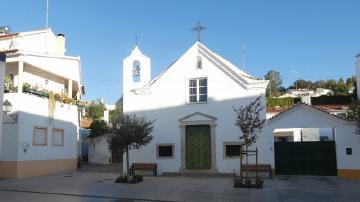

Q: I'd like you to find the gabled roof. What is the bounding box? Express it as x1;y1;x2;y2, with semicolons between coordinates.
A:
267;103;353;126
143;42;268;90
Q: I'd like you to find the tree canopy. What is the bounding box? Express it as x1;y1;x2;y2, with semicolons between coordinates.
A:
233;96;266;147
264;70;283;97
89;119;108;138
109;97;123;126
85;100;105;120
108;114;154;177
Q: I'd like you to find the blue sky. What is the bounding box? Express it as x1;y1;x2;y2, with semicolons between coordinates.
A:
2;0;360;103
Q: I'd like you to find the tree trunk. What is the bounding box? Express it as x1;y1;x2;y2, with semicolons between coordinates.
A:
126;147;130;178
245;145;249;178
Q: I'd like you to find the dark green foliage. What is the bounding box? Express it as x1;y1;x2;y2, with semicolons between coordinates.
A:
114;174;143;184
233;178;264;188
86;100;105;121
266;97;301;108
255;177;264;188
89;120;108;138
264;70;283;97
290;79;313;90
311;95;353;105
109;97;123;126
233;96;266;146
289;76;356;96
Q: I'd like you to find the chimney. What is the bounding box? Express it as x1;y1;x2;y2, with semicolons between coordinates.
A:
301;93;311;105
56;33;66;55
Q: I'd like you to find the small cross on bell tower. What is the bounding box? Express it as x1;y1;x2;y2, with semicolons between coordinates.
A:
191;22;206;42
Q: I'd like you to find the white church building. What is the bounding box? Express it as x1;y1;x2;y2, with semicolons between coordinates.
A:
122;41;269;175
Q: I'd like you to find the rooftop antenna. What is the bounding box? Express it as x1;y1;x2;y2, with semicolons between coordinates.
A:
241;43;246;70
191;22;206;42
45;0;49;29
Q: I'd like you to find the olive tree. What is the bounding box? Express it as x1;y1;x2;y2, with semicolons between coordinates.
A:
108;114;154;178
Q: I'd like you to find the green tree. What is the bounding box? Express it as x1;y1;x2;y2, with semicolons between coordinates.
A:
264;70;283;97
233;96;266;147
109;97;123;125
325;79;337;91
334;78;347;95
89;120;108;138
312;80;327;90
290;79;313;89
233;96;266;180
346;76;356;94
108;114;154;178
86;100;105;120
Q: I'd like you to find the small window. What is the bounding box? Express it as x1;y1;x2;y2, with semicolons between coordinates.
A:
33;126;47;146
52;128;64;146
196;56;202;69
189;78;207;103
224;143;241;158
157;144;174;158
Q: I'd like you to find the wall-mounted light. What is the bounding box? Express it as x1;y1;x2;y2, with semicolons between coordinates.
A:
3;99;12;114
3;99;17;123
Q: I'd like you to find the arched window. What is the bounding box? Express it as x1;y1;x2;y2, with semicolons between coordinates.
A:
132;60;141;82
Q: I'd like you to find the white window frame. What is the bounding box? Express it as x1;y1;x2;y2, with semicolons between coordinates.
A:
188;77;207;103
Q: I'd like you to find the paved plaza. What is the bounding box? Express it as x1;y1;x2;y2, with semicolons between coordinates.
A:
0;170;359;202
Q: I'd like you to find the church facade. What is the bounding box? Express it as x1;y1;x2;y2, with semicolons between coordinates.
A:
122;42;269;175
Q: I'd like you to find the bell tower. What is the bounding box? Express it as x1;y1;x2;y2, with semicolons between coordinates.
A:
123;46;151;95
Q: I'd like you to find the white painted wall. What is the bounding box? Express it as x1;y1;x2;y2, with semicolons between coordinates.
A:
88;134;112;164
301;128;320;141
0;29;81;87
0;29;58;55
261;105;360;171
123;43;268;175
1;93;79;161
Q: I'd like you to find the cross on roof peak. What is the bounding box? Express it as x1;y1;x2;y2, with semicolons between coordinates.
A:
134;35;140;46
191;22;206;42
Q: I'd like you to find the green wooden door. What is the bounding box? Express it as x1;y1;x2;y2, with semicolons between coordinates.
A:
186;125;211;169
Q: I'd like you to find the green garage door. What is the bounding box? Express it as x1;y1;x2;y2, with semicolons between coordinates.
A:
186;125;211;170
275;141;337;176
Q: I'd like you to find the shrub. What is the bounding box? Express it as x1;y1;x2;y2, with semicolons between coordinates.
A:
244;179;252;187
233;178;264;189
255;177;264;188
114;174;143;184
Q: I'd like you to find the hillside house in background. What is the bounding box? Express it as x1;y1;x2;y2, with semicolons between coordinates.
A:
0;27;83;178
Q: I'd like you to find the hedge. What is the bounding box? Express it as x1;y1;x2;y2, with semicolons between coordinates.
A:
266;97;301;108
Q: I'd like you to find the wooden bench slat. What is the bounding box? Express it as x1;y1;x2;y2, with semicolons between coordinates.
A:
130;163;157;176
240;164;272;178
